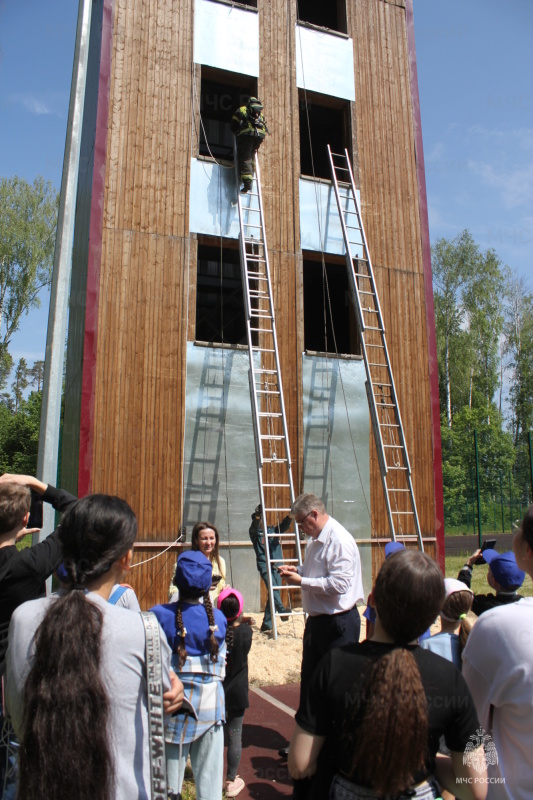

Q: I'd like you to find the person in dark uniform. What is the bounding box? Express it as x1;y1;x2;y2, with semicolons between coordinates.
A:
249;504;290;632
230;97;267;193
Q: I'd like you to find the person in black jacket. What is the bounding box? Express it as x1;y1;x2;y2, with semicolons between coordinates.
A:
249;504;291;632
218;588;252;798
0;473;76;793
457;547;525;616
0;473;77;674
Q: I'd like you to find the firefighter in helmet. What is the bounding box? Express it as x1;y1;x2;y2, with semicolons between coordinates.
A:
230;96;268;193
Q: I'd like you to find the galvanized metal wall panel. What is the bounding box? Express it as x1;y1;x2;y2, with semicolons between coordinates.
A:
302;354;372;593
299;178;362;256
194;0;259;76
189;158;240;238
295;24;355;101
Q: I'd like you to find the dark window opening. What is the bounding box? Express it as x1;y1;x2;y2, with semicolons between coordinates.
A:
303;255;359;355
299;92;351;180
199;69;257;161
196;242;247;346
297;0;347;34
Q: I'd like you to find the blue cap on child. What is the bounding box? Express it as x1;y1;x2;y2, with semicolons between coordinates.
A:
175;551;212;593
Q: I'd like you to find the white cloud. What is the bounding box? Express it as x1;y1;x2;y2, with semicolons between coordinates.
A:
467;125;533;152
9;91;66;117
468;159;533;210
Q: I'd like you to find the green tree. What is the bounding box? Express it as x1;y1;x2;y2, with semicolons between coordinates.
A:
432;231;505;426
11;357;29;413
0;176;58;371
28;358;45;392
504;273;533;445
0;391;42;475
432;230;479;426
463;248;504;415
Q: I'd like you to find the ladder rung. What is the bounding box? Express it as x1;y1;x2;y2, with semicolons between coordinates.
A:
263;458;288;463
365;326;384;332
262;483;290;487
258;412;282;417
264;508;291;512
387;487;410;493
373;382;392;388
383;444;402;449
254;368;277;373
260;435;285;440
390;511;415;516
257;389;280;395
386;465;408;471
252;347;275;352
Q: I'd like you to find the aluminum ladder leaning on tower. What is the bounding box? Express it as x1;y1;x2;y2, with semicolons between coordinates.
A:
327;145;424;551
234;145;305;639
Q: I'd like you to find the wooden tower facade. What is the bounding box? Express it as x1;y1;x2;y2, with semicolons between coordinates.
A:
59;0;443;609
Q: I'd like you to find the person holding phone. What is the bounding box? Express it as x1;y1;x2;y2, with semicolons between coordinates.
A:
0;474;77;676
457;544;525;616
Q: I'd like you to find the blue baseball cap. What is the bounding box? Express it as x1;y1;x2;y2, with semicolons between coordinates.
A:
175;551;212;593
385;541;405;559
482;549;525;589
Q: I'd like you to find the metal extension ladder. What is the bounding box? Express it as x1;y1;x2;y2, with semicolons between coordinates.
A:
235;147;304;638
327;145;424;550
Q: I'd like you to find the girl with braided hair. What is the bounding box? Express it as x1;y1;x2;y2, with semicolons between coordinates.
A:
5;494;177;800
151;550;227;800
289;550;488;800
217;587;252;797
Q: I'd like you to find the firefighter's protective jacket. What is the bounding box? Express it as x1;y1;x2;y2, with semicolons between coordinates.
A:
231;105;268;139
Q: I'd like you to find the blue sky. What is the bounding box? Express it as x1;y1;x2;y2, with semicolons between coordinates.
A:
1;0;532;375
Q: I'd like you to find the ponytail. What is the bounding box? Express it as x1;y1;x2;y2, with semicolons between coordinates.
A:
441;589;475;653
19;592;112;800
17;493;137;800
348;649;428;796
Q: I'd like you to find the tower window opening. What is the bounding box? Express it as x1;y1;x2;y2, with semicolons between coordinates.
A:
297;0;347;34
299;92;351;180
303;255;359;356
196;241;247;346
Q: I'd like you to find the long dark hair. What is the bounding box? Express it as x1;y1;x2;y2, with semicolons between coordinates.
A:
191;521;224;575
348;550;444;796
18;494;137;800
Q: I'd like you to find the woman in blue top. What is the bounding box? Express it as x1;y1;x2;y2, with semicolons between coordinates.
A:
151;550;227;800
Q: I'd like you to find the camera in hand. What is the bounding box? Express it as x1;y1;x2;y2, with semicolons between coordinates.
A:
473;538;497;565
28;490;43;529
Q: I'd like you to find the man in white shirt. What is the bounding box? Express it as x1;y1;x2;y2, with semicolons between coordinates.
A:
278;493;364;706
462;505;533;800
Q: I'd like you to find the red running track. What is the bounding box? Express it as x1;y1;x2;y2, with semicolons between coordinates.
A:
224;683;300;799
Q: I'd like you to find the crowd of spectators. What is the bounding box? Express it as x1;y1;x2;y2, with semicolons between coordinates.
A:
1;476;531;800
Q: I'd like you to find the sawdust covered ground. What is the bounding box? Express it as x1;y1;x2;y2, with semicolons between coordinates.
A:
247;609;368;687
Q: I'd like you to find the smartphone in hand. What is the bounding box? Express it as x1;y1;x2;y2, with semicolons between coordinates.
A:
27;490;43;529
473;538;497;565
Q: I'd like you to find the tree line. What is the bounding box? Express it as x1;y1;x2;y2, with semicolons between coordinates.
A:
433;230;533;531
1;175;532;532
